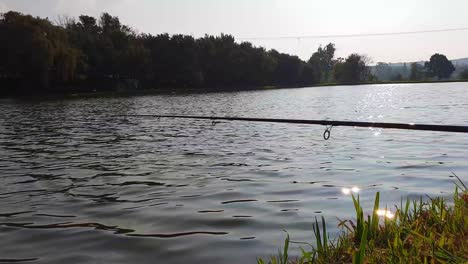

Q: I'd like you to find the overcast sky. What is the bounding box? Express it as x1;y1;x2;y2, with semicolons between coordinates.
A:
1;0;467;63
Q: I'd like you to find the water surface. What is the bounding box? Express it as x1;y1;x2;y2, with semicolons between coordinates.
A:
1;82;467;263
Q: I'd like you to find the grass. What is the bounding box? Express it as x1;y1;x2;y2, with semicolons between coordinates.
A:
259;176;468;264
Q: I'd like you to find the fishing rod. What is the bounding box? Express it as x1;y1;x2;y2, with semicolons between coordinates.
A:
116;115;468;140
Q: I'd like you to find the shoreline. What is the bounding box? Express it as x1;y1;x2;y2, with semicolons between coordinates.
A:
260;178;468;264
3;79;468;101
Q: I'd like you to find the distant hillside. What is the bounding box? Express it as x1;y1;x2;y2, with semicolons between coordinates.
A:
451;57;468;67
377;57;468;68
371;57;468;81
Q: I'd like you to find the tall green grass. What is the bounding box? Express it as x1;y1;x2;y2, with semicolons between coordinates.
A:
259;177;468;264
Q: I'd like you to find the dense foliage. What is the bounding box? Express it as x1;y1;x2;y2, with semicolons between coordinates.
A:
425;53;456;80
0;11;375;96
0;11;81;91
332;54;372;83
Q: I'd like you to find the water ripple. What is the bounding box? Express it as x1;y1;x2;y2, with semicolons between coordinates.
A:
0;83;467;264
0;258;39;263
128;231;229;238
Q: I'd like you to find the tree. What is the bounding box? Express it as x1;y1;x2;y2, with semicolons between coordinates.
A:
332;54;370;83
0;11;320;95
459;69;468;80
299;63;318;86
269;50;305;85
308;43;336;83
0;11;79;92
409;62;425;81
424;53;455;79
143;33;201;87
66;13;149;83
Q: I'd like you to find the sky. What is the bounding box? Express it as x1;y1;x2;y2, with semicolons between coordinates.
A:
1;0;467;63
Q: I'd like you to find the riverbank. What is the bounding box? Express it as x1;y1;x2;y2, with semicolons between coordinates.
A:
316;78;468;87
0;85;315;101
3;79;468;101
259;177;468;264
0;80;468;99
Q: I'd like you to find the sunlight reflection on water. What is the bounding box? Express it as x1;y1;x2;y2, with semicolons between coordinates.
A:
0;82;467;264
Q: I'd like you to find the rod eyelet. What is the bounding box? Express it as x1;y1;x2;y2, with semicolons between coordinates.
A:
323;125;333;140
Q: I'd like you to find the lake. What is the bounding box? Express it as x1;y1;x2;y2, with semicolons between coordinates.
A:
0;82;467;263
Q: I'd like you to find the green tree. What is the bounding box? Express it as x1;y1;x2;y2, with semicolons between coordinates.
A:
424;53;455;79
0;11;79;92
66;13;149;83
1;11;320;95
269;50;304;85
299;63;318;86
308;43;336;83
332;54;370;83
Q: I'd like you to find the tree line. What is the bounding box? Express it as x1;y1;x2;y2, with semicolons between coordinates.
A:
373;54;461;82
0;11;372;96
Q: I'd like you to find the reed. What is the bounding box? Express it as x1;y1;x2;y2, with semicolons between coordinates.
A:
259;176;468;264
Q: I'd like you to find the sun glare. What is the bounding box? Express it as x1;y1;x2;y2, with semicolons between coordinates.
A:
342;186;360;195
376;209;395;219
